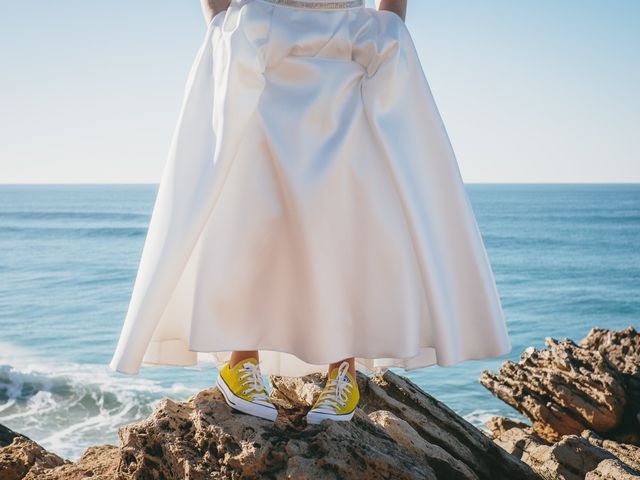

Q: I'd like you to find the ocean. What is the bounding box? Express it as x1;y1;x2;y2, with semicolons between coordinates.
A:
0;183;638;461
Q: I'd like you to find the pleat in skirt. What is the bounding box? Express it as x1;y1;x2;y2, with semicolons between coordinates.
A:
109;0;512;377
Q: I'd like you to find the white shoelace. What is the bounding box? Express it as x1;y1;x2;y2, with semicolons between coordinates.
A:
313;361;353;411
239;361;270;402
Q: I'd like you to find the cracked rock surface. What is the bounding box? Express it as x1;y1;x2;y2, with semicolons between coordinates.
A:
7;327;636;479
481;327;640;479
1;370;538;480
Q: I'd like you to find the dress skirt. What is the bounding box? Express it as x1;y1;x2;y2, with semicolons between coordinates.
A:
108;0;512;377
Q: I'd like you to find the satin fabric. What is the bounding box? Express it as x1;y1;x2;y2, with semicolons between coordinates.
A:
109;0;512;377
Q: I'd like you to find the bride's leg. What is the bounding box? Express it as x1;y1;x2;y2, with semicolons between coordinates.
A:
328;357;356;378
229;350;259;368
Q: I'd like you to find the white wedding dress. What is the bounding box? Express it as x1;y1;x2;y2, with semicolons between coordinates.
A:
109;0;512;377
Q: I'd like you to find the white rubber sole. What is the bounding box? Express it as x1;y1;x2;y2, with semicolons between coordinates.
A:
305;408;355;425
216;374;278;422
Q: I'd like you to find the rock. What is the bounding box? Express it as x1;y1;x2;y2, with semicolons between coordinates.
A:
0;423;119;480
25;445;120;480
367;410;437;457
480;330;635;443
581;327;640;444
0;424;67;480
481;327;640;480
580;327;640;383
0;370;540;480
486;417;640;480
585;459;640;479
5;327;637;479
358;371;537;480
582;430;640;473
114;369;540;479
484;416;547;461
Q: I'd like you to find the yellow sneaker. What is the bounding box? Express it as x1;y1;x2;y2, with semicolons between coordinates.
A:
216;357;278;422
306;361;359;424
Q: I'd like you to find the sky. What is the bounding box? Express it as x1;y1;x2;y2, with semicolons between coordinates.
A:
0;0;638;184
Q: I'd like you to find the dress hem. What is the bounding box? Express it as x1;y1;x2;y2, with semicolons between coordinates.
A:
108;337;513;376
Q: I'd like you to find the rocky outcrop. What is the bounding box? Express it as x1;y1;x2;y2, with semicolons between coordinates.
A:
581;327;640;428
5;327;637;479
1;369;539;480
0;423;119;480
485;417;640;480
480;327;640;479
117;369;540;479
479;327;639;444
0;424;67;480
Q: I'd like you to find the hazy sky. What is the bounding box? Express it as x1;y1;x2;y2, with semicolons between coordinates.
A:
0;0;638;183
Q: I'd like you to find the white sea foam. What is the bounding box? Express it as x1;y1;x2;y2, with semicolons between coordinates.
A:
463;407;529;433
0;341;199;461
463;408;502;432
0;340;527;461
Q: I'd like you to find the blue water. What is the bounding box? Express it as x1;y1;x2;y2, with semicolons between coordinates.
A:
1;184;638;460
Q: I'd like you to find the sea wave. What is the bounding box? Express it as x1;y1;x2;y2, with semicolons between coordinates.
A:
0;342;196;461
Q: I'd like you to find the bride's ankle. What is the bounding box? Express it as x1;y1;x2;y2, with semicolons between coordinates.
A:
229;350;259;368
327;358;356;377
